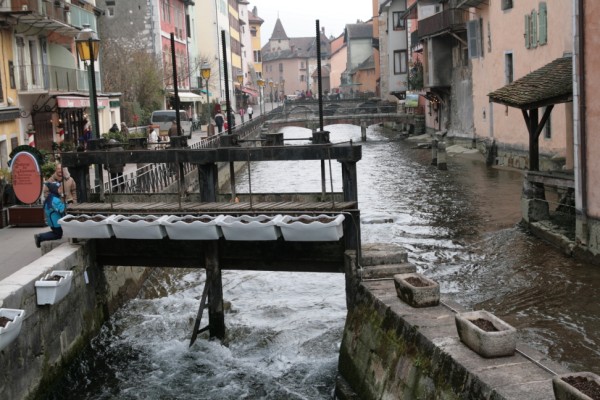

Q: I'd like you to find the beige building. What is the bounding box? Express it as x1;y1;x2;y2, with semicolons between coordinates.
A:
249;7;264;79
329;34;347;92
472;1;573;170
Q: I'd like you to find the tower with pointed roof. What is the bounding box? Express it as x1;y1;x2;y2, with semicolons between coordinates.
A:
269;18;291;52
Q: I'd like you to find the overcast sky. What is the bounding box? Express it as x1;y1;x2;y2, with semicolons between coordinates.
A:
249;0;374;45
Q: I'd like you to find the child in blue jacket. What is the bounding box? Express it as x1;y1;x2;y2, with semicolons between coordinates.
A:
34;182;66;248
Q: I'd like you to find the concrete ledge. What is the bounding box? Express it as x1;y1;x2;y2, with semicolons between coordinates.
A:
0;241;151;399
337;279;569;399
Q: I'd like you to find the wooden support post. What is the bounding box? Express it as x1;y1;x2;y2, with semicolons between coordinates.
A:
361;121;367;142
198;163;218;202
431;139;438;166
205;241;225;340
341;161;359;251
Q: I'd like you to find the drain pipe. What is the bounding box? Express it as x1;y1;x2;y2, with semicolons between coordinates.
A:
573;0;588;243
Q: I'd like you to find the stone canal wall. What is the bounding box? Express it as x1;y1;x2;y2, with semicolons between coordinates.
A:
335;253;569;399
0;241;150;400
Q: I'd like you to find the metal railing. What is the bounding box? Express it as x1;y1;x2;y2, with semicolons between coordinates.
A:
13;64;101;93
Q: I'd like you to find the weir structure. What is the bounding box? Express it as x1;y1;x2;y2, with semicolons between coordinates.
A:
61;135;363;344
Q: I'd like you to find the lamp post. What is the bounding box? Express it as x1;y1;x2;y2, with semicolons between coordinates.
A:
75;24;101;190
268;79;274;111
236;72;244;111
257;78;265;115
201;63;211;122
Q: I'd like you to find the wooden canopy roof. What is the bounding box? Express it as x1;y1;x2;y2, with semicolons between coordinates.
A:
488;56;573;110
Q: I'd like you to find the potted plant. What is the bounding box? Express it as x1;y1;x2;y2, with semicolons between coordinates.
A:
0;308;25;351
162;214;224;240
455;310;517;358
35;270;73;305
110;214;168;239
393;272;440;308
276;214;345;241
218;214;281;241
59;214;116;239
552;372;600;400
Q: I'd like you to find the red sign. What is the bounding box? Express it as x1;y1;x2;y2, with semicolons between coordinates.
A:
10;151;42;204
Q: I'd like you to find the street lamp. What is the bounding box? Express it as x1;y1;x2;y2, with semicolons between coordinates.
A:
75;24;101;190
268;79;274;111
201;63;211;121
257;78;265;115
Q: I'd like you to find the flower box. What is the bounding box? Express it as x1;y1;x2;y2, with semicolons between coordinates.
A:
163;215;224;240
110;215;168;239
276;214;345;241
455;310;517;358
552;372;600;400
219;214;281;241
34;270;73;305
59;214;116;239
393;272;440;308
0;308;25;351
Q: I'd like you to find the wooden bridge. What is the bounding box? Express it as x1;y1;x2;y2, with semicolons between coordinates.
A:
61;136;362;344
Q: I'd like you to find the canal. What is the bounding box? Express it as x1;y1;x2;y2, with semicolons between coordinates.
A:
47;124;599;399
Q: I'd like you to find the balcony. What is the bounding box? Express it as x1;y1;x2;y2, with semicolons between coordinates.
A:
14;64;101;93
418;8;469;39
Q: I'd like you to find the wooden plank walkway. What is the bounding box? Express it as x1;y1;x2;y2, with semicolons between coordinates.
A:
66;201;358;215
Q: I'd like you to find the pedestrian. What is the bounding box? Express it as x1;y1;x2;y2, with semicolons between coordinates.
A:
148;125;160;149
45;163;77;205
120;122;129;136
247;105;253;120
34;182;66;248
229;110;236;130
105;139;125;191
168;119;179;137
109;123;119;133
214;110;224;133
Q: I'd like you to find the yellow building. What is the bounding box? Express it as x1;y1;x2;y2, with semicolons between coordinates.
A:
249;6;264;79
0;27;22;169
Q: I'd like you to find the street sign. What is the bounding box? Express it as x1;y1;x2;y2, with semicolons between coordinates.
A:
10;151;42;204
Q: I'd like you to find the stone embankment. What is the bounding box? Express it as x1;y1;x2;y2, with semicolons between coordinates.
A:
336;244;568;399
0;241;150;399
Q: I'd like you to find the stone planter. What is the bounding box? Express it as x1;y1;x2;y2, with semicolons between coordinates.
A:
455;310;517;358
35;270;73;305
59;214;116;239
110;215;168;239
393;272;440;308
163;215;223;240
219;214;281;241
0;308;25;351
276;214;345;241
553;372;600;400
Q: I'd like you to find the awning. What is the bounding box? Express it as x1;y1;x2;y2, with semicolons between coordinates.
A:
178;92;203;102
57;96;110;109
241;87;258;96
488;56;572;110
199;89;213;96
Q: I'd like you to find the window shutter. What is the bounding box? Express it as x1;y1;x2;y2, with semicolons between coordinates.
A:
524;14;530;49
467;20;480;59
531;11;538;48
539;2;548;45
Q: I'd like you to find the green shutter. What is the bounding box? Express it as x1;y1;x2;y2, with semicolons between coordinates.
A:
531;11;538;48
525;14;530;49
539;2;548;45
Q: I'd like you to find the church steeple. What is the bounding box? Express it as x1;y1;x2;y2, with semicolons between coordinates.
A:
270;18;289;40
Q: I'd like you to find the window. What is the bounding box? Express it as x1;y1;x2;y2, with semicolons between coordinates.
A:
538;2;547;45
525;3;547;49
505;53;513;84
251;27;257;37
393;50;407;74
392;12;405;31
279;63;283;72
467;19;482;59
501;0;513;10
300;75;305;82
253;50;261;62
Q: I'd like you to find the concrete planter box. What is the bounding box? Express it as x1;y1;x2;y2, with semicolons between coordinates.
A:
393;272;440;308
0;308;25;351
277;214;345;241
163;215;223;240
552;372;600;400
455;310;516;358
35;270;73;305
111;215;168;239
59;214;116;239
219;214;281;241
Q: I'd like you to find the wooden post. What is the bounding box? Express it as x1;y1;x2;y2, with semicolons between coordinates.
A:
341;161;358;251
198;163;218;202
205;241;225;340
431;139;438;166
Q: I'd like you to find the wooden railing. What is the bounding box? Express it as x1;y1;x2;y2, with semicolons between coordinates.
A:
418;9;469;38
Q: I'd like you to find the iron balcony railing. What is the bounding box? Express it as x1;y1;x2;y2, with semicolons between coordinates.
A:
418;9;469;39
1;0;97;31
14;64;102;93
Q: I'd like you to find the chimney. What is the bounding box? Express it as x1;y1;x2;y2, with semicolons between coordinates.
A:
253;6;258;16
321;26;325;35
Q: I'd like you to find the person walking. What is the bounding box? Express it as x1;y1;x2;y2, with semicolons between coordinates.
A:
168;120;179;137
247;105;253;120
34;182;66;248
214;110;225;133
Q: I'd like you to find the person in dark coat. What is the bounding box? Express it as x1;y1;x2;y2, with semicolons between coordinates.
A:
168;120;179;137
214;111;224;133
109;123;119;133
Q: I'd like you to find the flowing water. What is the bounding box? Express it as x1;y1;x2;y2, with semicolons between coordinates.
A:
48;125;600;399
